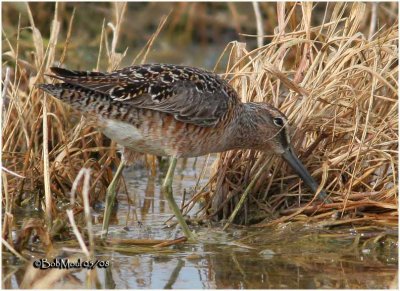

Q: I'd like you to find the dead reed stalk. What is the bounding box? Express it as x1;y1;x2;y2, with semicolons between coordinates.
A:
200;3;398;226
1;3;397;243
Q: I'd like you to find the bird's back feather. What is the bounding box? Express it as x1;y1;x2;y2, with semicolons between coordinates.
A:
45;64;240;127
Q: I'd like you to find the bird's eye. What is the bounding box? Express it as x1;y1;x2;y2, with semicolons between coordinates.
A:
273;117;284;127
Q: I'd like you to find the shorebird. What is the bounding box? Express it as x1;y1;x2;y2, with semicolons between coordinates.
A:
39;64;327;240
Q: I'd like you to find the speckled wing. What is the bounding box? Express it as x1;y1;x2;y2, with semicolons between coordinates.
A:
48;64;240;127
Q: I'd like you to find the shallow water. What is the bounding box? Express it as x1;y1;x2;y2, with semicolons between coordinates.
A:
2;158;398;289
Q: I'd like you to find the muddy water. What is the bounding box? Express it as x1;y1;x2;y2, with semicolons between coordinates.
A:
2;157;398;289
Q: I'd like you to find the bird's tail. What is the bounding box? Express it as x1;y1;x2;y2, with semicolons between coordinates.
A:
45;67;117;92
38;83;114;116
47;67;106;82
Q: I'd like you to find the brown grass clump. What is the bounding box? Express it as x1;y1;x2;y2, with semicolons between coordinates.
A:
191;3;398;227
1;2;398;243
2;2;182;269
3;2;397;289
2;3;126;227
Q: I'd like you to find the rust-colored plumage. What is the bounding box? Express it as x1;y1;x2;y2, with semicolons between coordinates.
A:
40;64;293;158
39;64;327;239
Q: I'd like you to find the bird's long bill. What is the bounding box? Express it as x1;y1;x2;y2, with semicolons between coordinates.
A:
282;147;327;200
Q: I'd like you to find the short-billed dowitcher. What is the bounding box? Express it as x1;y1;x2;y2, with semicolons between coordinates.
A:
39;64;327;240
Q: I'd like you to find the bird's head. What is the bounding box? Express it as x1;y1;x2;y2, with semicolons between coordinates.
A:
243;103;327;200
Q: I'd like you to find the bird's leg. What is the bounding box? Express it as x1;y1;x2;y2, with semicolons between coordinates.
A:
101;160;126;238
162;157;196;241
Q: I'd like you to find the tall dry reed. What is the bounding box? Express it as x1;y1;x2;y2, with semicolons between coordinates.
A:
191;3;398;227
1;2;398;238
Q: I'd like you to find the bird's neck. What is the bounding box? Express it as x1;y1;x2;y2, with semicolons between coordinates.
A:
223;102;263;151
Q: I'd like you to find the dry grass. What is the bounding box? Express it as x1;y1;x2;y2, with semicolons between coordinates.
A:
3;3;132;288
1;2;398;288
1;0;397;261
2;4;120;236
189;3;398;227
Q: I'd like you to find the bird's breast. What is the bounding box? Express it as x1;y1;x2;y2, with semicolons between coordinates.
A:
101;118;169;156
97;110;232;158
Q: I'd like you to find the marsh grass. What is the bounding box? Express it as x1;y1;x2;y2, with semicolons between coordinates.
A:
190;3;398;228
3;3;160;287
1;2;398;287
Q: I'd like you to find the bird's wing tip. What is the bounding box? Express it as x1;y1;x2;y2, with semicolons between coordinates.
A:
44;73;64;81
49;66;77;77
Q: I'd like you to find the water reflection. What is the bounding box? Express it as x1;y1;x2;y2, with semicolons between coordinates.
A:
141;174;156;221
86;231;396;289
2;157;397;289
